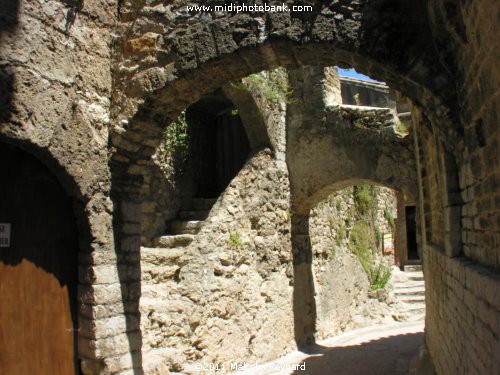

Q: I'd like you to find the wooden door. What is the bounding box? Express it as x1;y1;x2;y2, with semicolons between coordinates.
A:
0;144;78;374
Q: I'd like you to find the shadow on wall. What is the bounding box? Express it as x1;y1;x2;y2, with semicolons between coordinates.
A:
292;332;424;375
110;162;144;374
0;0;19;125
291;215;317;347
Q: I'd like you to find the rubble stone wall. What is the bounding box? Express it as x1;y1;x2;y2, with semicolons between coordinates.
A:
140;149;295;371
310;186;398;340
1;1;499;374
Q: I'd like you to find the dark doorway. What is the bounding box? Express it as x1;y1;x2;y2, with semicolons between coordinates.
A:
186;91;251;198
405;206;419;260
0;143;79;374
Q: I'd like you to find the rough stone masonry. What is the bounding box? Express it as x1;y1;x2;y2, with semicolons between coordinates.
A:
0;1;498;374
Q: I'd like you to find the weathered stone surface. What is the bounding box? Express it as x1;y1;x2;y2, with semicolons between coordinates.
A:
139;149;296;371
1;0;499;374
310;187;400;339
287;66;417;213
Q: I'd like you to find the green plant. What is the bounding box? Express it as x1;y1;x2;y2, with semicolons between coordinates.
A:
231;109;239;116
368;262;392;290
374;226;383;249
349;220;392;289
286;208;294;220
353;185;376;217
384;205;395;232
353;93;361;105
345;215;353;228
232;67;294;104
349;221;374;262
395;121;409;135
335;224;346;246
329;245;336;260
227;232;245;248
335;198;342;211
164;111;190;162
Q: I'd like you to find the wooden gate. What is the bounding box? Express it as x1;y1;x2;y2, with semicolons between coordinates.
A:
0;145;78;374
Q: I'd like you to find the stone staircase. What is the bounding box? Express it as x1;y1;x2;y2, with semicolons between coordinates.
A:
140;198;217;373
140;197;217;284
152;197;216;248
392;265;426;321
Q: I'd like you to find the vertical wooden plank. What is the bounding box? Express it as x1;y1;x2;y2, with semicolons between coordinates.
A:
0;260;75;374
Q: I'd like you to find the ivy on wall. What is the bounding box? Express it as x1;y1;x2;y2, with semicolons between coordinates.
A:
349;185;392;290
232;67;294;104
164;111;190;163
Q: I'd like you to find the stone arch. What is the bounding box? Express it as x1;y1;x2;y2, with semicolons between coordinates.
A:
285;65;418;214
307;182;412;340
138;84;274;244
107;1;467;368
291;179;415;343
0;136;139;373
111;1;460;169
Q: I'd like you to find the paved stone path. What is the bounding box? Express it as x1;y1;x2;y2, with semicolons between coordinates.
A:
235;321;424;375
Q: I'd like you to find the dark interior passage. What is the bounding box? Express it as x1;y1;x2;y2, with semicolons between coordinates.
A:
186;91;250;198
0;143;79;374
405;206;419;260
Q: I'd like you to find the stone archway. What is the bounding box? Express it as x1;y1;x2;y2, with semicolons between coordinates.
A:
285;65;418;214
107;1;463;371
103;2;497;374
111;1;458;165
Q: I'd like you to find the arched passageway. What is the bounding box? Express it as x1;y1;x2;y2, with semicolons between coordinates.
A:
108;19;470;369
0;143;80;374
1;1;498;374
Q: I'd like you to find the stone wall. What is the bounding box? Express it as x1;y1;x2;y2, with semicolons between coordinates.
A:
138;74;296;371
140;149;296;372
0;1;134;372
414;2;500;373
339;76;397;109
137;74;404;372
1;1;499;374
286;66;417;213
310;186;398;339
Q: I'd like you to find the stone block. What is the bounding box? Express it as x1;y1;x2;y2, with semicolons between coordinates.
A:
102;351;143;374
78;330;142;359
79;283;127;305
79;264;121;285
121;201;142;223
121;235;142;252
79;315;140;340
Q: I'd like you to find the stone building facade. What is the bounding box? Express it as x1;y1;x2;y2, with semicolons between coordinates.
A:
0;1;499;374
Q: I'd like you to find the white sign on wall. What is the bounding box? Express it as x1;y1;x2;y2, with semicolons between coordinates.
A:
383;232;393;254
0;223;11;248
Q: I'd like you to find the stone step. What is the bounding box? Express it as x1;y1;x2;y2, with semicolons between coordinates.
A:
399;306;426;315
178;210;210;221
392;277;425;287
141;247;185;266
394;286;426;296
398;295;426;304
397;112;412;121
404;272;425;282
184;197;217;211
403;264;422;272
170;220;203;234
393;280;425;288
153;234;194;248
